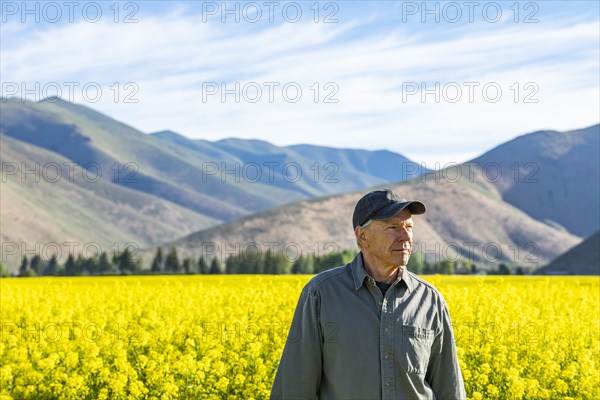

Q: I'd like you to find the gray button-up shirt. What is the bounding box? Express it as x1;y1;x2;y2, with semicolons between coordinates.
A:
271;253;466;400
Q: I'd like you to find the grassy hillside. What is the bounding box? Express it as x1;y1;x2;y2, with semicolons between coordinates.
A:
471;124;599;237
538;231;600;275
0;98;427;270
1;98;595;272
0;135;215;268
0;98;284;220
148;171;581;269
151;124;597;269
2;98;427;217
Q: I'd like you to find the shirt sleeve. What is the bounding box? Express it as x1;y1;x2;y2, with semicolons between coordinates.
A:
270;288;323;400
425;301;467;400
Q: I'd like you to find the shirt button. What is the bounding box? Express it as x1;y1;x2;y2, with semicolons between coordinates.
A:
384;353;390;359
385;382;391;388
378;301;383;306
384;327;389;332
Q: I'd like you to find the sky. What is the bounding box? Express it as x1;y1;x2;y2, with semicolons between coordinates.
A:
1;0;599;166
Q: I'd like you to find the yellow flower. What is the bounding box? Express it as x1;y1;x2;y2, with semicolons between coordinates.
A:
1;275;598;399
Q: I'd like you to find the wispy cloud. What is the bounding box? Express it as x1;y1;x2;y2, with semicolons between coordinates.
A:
1;3;598;165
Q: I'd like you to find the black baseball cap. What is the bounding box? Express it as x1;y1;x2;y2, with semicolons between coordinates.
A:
352;189;426;228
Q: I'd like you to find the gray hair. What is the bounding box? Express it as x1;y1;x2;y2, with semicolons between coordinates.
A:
356;219;373;249
361;219;374;229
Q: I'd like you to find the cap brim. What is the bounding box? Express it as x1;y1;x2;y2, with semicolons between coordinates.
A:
371;200;426;221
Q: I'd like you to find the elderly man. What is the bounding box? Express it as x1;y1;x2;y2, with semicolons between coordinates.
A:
271;189;466;400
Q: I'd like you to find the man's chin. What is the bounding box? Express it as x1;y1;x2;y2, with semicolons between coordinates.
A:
391;254;410;267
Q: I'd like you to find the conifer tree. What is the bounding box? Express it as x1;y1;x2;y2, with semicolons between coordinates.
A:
292;255;314;274
98;252;112;274
86;255;99;275
209;257;221;274
151;247;164;273
407;251;425;274
45;254;58;276
18;256;32;277
29;255;42;275
118;248;137;274
76;254;86;275
198;257;208;274
65;254;76;276
262;250;292;274
225;255;239;274
438;259;456;274
183;258;192;274
165;247;180;273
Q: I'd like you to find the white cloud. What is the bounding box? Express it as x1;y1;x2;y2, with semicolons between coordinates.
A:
1;7;598;165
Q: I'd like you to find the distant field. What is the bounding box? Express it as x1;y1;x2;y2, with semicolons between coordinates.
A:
1;276;598;399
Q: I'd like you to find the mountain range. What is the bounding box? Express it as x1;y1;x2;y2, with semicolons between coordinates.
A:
0;97;424;268
1;97;598;272
471;127;599;237
145;125;599;270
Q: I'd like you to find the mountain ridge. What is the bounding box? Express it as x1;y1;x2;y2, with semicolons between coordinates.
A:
144;124;599;272
1;97;431;269
538;231;600;275
469;124;599;236
145;166;582;269
2;98;597;272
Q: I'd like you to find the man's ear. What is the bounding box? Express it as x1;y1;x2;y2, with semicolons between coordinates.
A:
354;226;368;247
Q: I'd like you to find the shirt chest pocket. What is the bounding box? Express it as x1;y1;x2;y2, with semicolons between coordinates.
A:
399;325;435;375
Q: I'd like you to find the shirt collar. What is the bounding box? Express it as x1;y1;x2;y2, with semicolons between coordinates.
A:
351;253;370;290
351;252;413;293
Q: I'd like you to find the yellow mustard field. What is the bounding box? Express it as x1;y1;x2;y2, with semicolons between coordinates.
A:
1;275;598;399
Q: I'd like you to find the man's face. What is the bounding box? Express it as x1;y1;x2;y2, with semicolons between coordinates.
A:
360;209;414;268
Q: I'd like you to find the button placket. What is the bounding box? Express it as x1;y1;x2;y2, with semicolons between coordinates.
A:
366;278;384;311
380;295;395;399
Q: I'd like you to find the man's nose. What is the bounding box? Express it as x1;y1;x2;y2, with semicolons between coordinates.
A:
396;227;411;239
